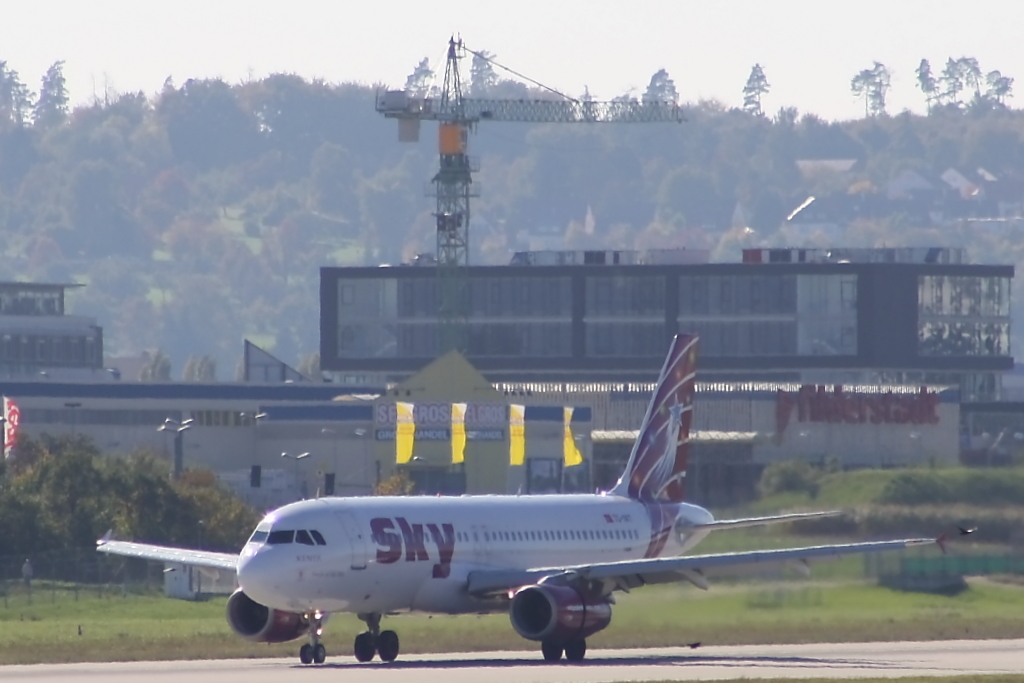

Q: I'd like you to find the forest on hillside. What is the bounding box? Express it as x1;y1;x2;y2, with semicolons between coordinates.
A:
1;55;1024;376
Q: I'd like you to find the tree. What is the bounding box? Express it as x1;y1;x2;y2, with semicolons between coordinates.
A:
183;354;216;381
985;70;1014;106
33;60;69;129
0;61;34;128
469;51;499;97
958;57;983;99
940;57;965;107
851;69;874;117
643;68;678;103
403;57;434;97
296;351;320;379
851;62;890;116
742;64;770;116
916;59;938;112
140;350;172;381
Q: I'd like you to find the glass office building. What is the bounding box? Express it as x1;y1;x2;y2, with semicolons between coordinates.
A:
321;250;1013;397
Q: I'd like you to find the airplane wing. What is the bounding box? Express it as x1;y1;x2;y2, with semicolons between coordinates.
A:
97;533;238;572
466;537;936;595
689;510;843;531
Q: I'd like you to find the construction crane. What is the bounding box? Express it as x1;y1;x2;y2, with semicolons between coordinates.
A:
377;37;684;353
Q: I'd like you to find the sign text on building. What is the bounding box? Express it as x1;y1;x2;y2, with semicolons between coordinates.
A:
375;402;506;427
776;385;940;435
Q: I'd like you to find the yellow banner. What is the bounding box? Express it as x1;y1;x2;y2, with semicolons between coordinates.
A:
451;403;467;464
564;406;583;467
396;402;415;464
509;404;525;466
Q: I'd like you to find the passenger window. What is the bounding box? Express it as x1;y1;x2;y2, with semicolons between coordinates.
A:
267;530;294;545
248;530;269;544
296;530;315;546
310;530;326;546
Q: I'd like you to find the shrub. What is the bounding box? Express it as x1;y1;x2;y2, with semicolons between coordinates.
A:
758;460;822;499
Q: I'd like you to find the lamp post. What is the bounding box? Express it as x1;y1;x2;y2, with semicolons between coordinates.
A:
241;411;267;458
281;451;310;500
158;417;194;480
321;428;338;495
64;402;81;437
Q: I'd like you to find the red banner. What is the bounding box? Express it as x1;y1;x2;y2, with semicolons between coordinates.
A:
776;385;939;436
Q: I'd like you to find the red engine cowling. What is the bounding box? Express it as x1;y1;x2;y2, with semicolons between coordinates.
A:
509;584;612;642
226;589;307;643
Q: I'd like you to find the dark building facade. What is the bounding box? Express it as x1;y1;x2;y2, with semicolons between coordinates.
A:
321;248;1013;398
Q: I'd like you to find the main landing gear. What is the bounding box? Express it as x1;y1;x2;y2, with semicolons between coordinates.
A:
354;612;400;663
298;612;327;665
541;638;587;663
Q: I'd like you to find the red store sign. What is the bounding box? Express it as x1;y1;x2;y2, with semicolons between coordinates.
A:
776;385;940;435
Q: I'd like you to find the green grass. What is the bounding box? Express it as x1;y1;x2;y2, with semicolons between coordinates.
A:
739;466;1024;513
1;579;1023;664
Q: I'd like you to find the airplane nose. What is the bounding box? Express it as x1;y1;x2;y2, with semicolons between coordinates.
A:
236;548;279;603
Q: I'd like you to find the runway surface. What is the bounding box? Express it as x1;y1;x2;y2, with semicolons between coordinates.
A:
3;640;1022;682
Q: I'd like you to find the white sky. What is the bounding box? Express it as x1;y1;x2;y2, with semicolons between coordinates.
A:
2;0;1022;121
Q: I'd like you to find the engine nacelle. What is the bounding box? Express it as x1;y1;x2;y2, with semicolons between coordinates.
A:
226;589;307;643
509;584;612;643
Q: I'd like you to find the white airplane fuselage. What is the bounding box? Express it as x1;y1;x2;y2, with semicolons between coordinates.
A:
237;494;714;616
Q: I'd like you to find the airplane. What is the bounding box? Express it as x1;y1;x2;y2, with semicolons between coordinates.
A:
98;334;941;665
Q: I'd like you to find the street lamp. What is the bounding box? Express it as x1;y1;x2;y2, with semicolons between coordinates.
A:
281;451;310;500
64;402;82;437
321;428;338;495
158;417;194;479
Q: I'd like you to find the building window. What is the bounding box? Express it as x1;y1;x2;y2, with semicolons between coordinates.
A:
918;275;1010;356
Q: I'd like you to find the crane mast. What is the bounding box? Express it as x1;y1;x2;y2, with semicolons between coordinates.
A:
377;38;684;354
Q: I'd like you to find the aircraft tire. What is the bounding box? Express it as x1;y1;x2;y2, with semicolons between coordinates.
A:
312;643;326;664
541;640;563;662
377;630;400;662
564;639;586;662
354;632;376;662
299;643;313;664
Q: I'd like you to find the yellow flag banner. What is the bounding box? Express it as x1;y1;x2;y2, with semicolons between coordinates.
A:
509;404;525;466
396;402;415;464
563;406;583;467
451;402;467;465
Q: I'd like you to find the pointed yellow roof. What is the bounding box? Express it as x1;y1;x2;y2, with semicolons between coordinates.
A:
390;350;503;403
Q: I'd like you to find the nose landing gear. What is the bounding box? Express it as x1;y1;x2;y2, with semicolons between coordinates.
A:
540;638;587;663
298;612;327;665
354;612;401;662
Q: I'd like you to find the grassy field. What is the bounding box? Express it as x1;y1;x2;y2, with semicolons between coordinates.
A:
1;579;1023;664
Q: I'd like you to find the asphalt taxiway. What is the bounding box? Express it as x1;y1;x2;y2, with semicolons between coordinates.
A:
3;639;1022;682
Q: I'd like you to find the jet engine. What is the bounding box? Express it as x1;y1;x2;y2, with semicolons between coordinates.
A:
508;584;612;642
226;589;307;643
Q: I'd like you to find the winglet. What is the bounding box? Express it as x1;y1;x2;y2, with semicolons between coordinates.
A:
97;529;113;547
938;525;977;554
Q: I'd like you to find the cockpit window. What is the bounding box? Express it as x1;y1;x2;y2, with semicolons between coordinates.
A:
248;530;269;544
267;530;294;545
310;530;326;546
295;530;315;546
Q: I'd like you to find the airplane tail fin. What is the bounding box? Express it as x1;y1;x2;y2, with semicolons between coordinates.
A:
609;334;698;503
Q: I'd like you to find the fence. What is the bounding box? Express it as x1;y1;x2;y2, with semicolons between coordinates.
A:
0;549;166;608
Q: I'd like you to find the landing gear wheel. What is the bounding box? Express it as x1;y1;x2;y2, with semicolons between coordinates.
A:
312;643;326;664
377;629;400;662
299;643;313;664
564;639;586;662
541;640;563;662
354;632;376;662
